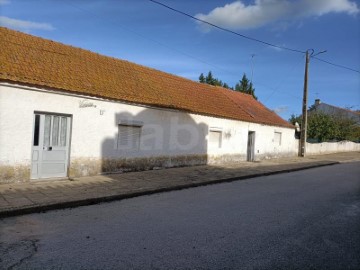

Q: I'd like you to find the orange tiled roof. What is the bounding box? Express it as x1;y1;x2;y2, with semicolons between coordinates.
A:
0;27;293;128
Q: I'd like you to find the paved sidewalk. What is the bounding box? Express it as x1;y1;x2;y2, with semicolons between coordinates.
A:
1;152;359;218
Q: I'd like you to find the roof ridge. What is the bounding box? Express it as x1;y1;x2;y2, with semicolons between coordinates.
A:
316;102;359;114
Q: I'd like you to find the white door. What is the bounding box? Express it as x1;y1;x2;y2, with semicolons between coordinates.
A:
247;131;255;162
31;113;71;179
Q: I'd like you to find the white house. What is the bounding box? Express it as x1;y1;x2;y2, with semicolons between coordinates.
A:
0;27;297;183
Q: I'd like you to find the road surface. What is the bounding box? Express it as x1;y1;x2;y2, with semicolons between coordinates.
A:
1;162;359;270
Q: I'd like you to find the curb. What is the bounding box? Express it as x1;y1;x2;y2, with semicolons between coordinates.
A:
0;161;339;219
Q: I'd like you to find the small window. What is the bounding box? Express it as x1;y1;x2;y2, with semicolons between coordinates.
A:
60;117;68;146
52;116;60;146
274;132;282;146
118;125;141;150
33;114;40;146
209;130;222;148
44;115;52;147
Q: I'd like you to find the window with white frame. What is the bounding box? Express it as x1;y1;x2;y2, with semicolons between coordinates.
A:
118;125;141;150
274;131;282;146
209;130;222;148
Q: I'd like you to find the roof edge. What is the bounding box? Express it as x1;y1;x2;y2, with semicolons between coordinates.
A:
0;80;295;129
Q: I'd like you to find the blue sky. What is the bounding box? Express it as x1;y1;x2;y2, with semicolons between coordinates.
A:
1;0;359;120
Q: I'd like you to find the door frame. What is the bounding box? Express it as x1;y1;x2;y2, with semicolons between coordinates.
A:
30;111;73;179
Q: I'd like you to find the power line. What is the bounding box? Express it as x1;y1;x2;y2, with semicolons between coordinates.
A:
2;6;274;88
66;1;360;83
149;0;360;74
149;0;305;54
263;54;305;102
312;56;360;74
61;1;310;102
5;1;355;106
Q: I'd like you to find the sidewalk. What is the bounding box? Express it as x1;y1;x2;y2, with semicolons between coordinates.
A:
1;152;359;218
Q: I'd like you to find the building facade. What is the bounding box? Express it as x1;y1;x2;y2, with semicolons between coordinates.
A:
0;27;297;183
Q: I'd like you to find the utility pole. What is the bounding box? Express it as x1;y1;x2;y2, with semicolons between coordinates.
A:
300;50;310;157
299;49;326;157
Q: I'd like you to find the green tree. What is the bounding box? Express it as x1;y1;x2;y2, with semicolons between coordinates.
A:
199;71;230;89
205;71;214;85
223;82;230;89
334;116;360;141
307;113;338;142
199;73;205;83
289;114;302;125
198;71;254;93
288;112;360;142
235;74;257;100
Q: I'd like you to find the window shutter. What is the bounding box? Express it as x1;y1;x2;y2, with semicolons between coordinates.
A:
209;130;222;148
118;125;141;150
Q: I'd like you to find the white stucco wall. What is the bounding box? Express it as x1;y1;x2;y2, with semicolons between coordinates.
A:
306;141;360;155
0;83;297;179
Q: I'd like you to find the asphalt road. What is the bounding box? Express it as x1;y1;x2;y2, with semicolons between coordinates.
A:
1;162;359;270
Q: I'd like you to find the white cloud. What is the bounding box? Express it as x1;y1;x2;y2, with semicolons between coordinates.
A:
273;105;289;114
195;0;359;31
0;16;54;31
268;44;284;52
0;0;10;5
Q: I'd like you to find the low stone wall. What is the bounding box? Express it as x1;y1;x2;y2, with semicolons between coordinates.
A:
306;141;360;155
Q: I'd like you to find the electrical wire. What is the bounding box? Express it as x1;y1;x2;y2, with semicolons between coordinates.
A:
263;54;305;102
149;0;360;74
149;0;306;54
62;1;314;102
312;56;360;74
4;1;357;107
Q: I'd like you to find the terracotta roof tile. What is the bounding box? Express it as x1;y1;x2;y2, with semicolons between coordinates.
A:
0;27;293;128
